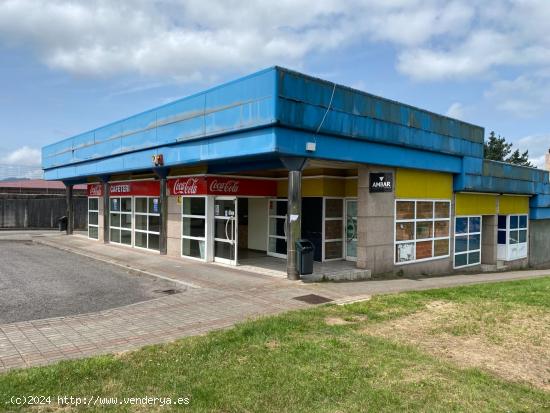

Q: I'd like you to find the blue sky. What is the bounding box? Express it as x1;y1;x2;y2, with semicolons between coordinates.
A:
0;0;549;172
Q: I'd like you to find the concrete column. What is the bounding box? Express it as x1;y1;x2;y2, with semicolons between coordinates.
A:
65;184;74;235
286;170;302;280
356;165;395;274
481;215;497;265
102;181;110;244
159;177;168;255
280;156;307;280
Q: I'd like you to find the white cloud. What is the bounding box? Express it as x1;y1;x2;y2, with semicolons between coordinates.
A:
0;0;540;83
445;102;464;119
5;146;42;166
485;72;550;118
516;134;550;169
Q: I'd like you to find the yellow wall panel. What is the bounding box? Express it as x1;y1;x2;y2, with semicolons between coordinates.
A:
499;196;529;214
396;169;453;199
455;193;497;215
345;178;358;197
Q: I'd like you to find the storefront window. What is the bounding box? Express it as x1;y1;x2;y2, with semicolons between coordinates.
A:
88;198;99;240
454;216;482;268
134;196;160;251
497;214;528;261
395;200;450;264
182;197;206;260
109;197;132;245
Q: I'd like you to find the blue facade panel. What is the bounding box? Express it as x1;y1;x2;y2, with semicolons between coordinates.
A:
41;66;550;219
42;68;278;170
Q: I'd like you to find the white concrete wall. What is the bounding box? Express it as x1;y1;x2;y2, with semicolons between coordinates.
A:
248;197;268;251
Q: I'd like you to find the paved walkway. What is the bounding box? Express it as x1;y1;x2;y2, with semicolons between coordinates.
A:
1;232;548;373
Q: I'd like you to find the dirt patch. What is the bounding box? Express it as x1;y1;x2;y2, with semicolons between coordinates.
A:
363;300;550;390
325;317;353;326
325;315;368;326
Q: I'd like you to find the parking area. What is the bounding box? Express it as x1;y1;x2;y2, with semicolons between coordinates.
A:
0;239;180;324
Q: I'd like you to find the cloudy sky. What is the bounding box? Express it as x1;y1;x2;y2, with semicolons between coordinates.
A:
0;0;549;170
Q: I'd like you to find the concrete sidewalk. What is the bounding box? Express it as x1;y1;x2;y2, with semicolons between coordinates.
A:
0;232;548;373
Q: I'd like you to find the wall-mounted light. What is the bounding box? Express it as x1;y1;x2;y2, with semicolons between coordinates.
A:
306;142;316;152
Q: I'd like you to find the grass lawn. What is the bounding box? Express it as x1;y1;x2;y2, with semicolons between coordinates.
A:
0;277;549;412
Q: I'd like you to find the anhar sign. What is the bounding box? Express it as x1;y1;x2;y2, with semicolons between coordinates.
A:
168;176;277;197
369;172;393;193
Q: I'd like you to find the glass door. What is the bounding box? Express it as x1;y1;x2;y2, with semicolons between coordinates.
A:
345;199;358;261
214;197;237;265
267;199;287;258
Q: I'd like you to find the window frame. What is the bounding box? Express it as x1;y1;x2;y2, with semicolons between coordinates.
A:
87;197;99;240
453;215;482;269
133;196;161;252
497;214;528;261
394;199;451;265
181;195;207;261
109;196;133;247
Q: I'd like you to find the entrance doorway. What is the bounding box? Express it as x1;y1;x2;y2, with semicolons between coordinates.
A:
213;197;237;265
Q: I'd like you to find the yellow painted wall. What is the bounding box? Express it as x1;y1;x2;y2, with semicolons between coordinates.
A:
499;195;529;214
455;193;498;215
395;169;453;199
276;177;357;197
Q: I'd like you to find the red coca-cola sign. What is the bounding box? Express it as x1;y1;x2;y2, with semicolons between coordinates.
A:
170;177;207;195
168;176;276;197
87;183;104;197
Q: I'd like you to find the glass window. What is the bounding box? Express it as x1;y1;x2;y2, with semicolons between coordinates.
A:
325;198;343;218
434;239;449;257
396;222;414;241
181;196;207;260
497;215;528;261
109;197;132;246
416;222;433;239
416;202;433;219
454;216;482;268
396;201;414;220
434;221;449;238
182;197;205;216
435;202;450;218
135;197;147;213
455;217;468;234
88;197;100;240
134;196;160;251
394;200;451;264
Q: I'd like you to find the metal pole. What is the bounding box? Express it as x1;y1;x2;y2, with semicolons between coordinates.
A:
103;181;110;244
159;177;168;255
66;184;73;235
287;169;302;280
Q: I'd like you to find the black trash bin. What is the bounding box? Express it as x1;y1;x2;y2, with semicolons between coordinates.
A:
58;216;68;231
296;239;315;275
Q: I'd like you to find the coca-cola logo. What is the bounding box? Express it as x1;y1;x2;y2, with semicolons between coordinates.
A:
88;184;102;196
173;178;199;195
209;179;239;193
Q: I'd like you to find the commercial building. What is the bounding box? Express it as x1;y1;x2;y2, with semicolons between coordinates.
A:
42;67;550;279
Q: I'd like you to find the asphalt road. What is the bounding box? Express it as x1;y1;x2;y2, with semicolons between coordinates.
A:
0;240;180;324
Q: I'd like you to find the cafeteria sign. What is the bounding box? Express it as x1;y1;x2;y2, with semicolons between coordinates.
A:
369;172;393;193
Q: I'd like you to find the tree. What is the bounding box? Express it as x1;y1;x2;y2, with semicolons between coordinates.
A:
484;131;533;167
